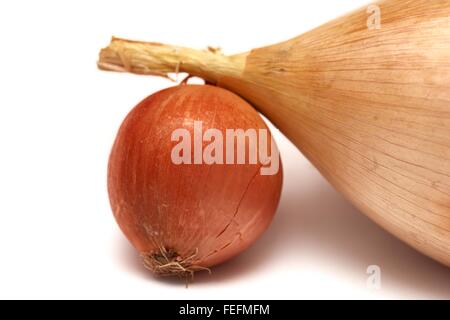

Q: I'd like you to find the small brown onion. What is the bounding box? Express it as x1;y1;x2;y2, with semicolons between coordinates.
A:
108;85;282;279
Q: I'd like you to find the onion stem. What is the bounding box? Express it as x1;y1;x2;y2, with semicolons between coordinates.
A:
98;37;246;83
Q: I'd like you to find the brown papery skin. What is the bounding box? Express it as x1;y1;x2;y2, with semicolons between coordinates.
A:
108;85;282;272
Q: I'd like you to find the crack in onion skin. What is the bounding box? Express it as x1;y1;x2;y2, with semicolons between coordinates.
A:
108;85;283;275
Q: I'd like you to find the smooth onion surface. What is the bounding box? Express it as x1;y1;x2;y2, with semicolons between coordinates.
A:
108;85;282;277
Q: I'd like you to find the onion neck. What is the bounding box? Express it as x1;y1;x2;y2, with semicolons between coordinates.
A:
98;37;247;84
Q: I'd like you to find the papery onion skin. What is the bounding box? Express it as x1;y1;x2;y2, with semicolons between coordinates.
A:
108;85;282;275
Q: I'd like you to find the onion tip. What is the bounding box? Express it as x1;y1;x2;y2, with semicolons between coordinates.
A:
141;246;212;284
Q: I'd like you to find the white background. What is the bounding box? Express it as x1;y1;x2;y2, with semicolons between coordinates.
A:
0;0;449;299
